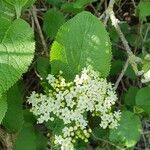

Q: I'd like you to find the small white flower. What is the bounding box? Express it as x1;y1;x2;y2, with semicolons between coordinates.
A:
74;75;83;85
46;74;55;84
27;65;121;150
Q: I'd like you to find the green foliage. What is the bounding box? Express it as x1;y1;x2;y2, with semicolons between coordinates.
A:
75;141;88;150
0;17;35;97
142;52;150;72
15;123;37;150
0;0;35;20
136;87;150;114
138;1;150;19
23;110;36;124
15;113;48;150
2;82;24;132
125;65;136;80
109;111;142;148
51;11;112;79
92;127;108;139
46;117;65;135
0;0;15;20
22;0;36;9
61;0;96;13
124;86;138;107
110;60;124;76
35;131;48;150
0;94;7;123
43;9;65;39
47;0;63;7
0;0;149;149
36;56;51;79
143;60;150;72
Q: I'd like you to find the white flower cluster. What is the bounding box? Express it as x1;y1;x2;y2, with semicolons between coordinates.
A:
141;70;150;83
27;66;121;150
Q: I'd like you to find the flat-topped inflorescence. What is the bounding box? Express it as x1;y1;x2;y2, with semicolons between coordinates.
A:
27;66;121;150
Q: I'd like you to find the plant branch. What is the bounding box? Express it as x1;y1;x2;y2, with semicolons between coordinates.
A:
106;0;143;76
31;5;48;56
91;132;126;150
114;58;129;90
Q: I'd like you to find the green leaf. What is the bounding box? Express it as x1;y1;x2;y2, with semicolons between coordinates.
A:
108;26;119;43
46;117;65;135
112;47;126;60
138;1;150;19
133;106;144;114
51;11;112;79
136;87;150;114
35;131;48;150
75;140;88;150
61;3;83;13
61;0;96;13
109;111;142;148
4;0;29;18
142;51;150;72
4;0;28;6
43;9;65;39
92;127;108;140
15;123;37;150
47;0;63;7
36;56;51;79
95;148;106;150
0;0;34;20
23;0;36;9
0;94;7;124
125;64;136;80
110;60;124;76
75;0;96;7
0;17;35;97
23;109;36;124
124;86;138;107
0;0;15;20
2;82;24;132
126;33;142;48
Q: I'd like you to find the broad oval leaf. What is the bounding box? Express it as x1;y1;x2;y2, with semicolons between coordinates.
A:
15;123;37;150
136;87;150;114
51;11;112;79
43;9;65;39
2;82;24;132
47;0;63;8
0;17;35;97
61;0;96;13
36;56;51;79
124;86;138;107
109;111;142;148
138;1;150;19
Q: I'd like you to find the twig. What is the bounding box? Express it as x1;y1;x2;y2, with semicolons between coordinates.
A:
106;0;143;76
102;0;114;25
31;5;48;56
114;58;129;90
142;131;150;135
91;132;126;150
97;0;105;12
131;0;136;8
0;127;16;150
